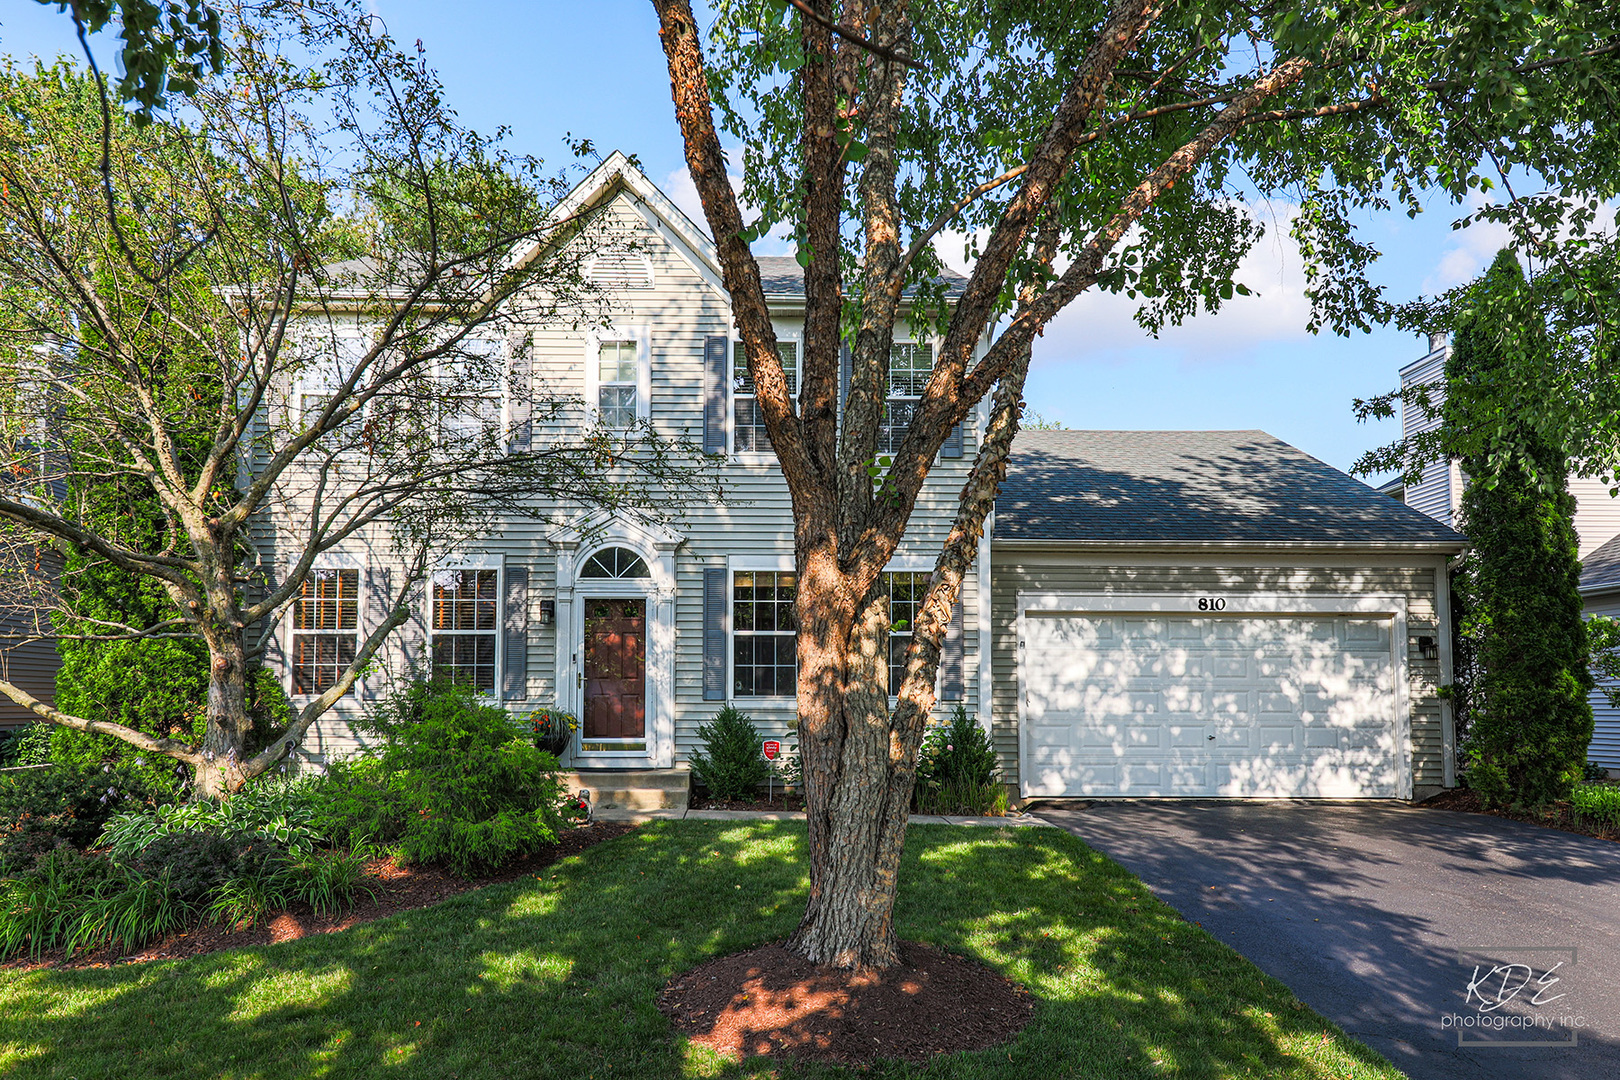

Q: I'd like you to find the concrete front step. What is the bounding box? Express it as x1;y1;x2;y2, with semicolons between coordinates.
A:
561;768;690;811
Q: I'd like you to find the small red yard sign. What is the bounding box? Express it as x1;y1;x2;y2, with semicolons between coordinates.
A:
762;740;780;760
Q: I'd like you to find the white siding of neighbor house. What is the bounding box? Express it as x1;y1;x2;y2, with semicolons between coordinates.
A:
1571;477;1620;561
989;552;1451;796
1399;348;1456;528
1587;593;1620;770
281;183;986;766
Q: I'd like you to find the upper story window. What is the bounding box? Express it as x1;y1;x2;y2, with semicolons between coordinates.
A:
437;339;504;441
596;340;640;429
879;342;932;455
733;570;797;696
733;340;798;454
291;568;358;695
297;335;368;434
431;568;499;692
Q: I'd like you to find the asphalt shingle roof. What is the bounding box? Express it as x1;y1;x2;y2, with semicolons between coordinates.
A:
1583;533;1620;594
995;429;1467;546
752;256;967;298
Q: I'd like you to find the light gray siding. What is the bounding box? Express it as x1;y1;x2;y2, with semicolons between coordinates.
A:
1587;593;1620;770
989;552;1449;796
282;185;986;766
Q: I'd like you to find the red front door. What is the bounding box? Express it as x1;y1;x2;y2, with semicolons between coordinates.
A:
583;598;646;740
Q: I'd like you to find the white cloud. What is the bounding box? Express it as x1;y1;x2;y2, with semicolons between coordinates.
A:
662;160;795;257
1031;200;1315;367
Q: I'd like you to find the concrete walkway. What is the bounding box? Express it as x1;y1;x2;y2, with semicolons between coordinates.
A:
593;806;1053;827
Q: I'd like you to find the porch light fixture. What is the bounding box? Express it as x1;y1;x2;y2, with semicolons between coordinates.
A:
1418;635;1439;660
539;599;555;626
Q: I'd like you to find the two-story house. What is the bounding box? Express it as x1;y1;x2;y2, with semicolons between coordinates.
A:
265;153;1466;804
1395;337;1620;771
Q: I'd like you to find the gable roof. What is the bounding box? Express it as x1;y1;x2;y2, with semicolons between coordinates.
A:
1583;533;1620;595
752;255;968;299
995;429;1467;549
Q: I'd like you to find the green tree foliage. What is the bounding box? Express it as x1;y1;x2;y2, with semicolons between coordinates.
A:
33;0;224;124
1446;251;1593;809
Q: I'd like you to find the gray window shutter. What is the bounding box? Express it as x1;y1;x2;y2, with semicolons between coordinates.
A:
503;567;529;701
939;598;964;701
704;567;727;700
360;565;393;701
704;335;728;454
941;420;964;459
507;332;532;453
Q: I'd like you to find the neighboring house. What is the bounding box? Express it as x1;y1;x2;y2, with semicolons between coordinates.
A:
0;543;60;733
270;153;1466;801
1396;338;1620;771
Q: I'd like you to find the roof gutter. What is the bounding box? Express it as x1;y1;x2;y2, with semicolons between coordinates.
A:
991;538;1469;555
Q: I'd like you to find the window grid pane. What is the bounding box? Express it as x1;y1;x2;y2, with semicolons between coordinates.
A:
431;568;499;693
879;343;931;455
733;571;798;696
598;384;638;428
887;571;926;695
292;568;359;695
733;341;797;397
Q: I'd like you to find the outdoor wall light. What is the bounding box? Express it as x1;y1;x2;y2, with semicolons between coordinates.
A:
539;599;555;626
1418;635;1439;660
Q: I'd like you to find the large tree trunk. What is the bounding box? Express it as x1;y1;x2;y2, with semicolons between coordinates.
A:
789;573;919;969
195;624;252;799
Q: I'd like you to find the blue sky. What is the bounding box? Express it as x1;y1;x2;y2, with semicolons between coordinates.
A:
0;0;1536;476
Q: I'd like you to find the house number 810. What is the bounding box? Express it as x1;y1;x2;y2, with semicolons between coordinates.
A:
1198;597;1227;611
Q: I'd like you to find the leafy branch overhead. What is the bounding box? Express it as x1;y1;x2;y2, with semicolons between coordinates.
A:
654;0;1620;970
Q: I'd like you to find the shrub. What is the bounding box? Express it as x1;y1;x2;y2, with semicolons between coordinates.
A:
913;705;1005;815
99;775;322;858
126;832;292;906
289;843;377;916
311;679;567;876
1571;783;1620;831
64;869;192;958
1584;760;1611;783
0;762;171;872
688;705;770;800
0;847;119;959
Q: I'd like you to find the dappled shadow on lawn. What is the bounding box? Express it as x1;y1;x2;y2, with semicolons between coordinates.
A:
0;822;1398;1079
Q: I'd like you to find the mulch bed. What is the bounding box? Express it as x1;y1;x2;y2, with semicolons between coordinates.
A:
690;793;805;812
2;821;636;972
1422;787;1620;844
659;940;1034;1066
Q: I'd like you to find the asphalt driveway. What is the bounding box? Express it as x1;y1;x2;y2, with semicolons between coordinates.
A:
1032;800;1620;1080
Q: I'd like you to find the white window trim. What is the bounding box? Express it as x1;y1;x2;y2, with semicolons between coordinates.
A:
285;562;363;701
731;332;800;460
880;339;934;456
293;331;371;434
728;564;799;701
432;336;508;445
585;326;651;428
429;554;505;697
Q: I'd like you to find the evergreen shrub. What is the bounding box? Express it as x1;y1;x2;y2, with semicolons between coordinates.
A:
688;705;770;800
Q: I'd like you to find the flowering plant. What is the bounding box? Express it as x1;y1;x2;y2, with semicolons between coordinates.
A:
560;792;591;823
529;708;578;755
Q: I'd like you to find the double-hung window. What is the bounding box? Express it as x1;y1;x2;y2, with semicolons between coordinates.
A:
886;570;929;696
596;340;640;429
732;570;797;696
298;335;368;435
431;568;499;692
733;340;798;453
879;342;933;454
438;338;504;442
291;568;359;695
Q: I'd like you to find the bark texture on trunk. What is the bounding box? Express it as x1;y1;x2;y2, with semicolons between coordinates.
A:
789;579;917;970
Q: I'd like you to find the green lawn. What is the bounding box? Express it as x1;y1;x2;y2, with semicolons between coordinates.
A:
0;822;1402;1079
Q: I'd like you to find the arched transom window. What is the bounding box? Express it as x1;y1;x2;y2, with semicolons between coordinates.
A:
579;546;650;579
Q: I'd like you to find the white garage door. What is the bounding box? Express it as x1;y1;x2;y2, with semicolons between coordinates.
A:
1022;612;1401;798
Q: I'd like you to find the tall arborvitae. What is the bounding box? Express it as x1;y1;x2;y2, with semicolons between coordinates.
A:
1446;249;1592;809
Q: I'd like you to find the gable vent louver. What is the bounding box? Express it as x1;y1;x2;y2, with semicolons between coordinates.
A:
586;250;653;289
